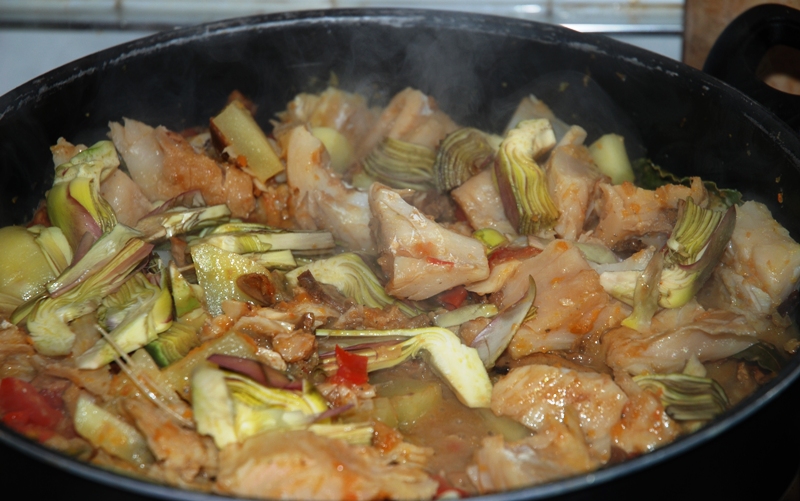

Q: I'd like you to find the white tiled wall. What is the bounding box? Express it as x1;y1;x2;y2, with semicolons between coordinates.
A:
0;1;685;97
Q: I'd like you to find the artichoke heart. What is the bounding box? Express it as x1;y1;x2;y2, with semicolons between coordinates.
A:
434;127;498;193
494;119;559;235
362;137;436;191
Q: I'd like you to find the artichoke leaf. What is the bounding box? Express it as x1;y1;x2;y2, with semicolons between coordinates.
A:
494;119;559;235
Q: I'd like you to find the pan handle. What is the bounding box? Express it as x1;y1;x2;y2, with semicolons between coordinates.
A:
703;3;800;133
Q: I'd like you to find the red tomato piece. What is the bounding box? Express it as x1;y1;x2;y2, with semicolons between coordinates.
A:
0;377;63;429
438;286;468;310
329;345;369;386
487;245;542;267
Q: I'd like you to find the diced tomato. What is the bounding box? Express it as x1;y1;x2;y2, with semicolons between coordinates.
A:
2;412;57;442
487;245;542;267
0;377;64;429
438;286;468;310
329;345;369;386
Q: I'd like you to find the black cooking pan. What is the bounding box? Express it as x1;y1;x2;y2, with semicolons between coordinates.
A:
1;7;800;501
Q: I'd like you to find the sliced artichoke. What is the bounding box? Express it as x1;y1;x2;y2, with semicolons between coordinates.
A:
494;119;559;235
191;366;368;447
362;137;436;191
192;222;335;254
317;327;492;408
136;204;231;243
434;127;497;193
76;271;174;369
286;253;418;316
610;199;736;331
633;373;729;421
47;140;119;249
433;303;498;328
23;226;152;356
74;394;154;467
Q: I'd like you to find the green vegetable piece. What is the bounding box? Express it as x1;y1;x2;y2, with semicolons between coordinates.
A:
0;226;58;309
146;322;201;368
136;204;232;243
362;137;437;191
311;126;354;174
634;373;729;421
434;127;497;193
317;327;492;408
24;226;152;356
29;225;73;276
473;228;508;250
76;271;174;369
162;331;257;399
210;100;284;183
620;199;736;331
632;158;742;209
245;250;297;270
47;140;119;249
190;243;271;316
169;261;202;318
286;253;418;316
433;303;498;328
732;342;786;374
377;379;443;430
193;224;335;254
470;278;536;368
74;394;154;467
588;133;634;185
191;366;238;448
494;119;559;235
307;423;374;445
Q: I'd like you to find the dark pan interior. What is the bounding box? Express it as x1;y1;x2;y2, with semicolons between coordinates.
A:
1;8;800;501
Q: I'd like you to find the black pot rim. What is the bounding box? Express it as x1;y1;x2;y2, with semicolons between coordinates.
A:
2;7;800;501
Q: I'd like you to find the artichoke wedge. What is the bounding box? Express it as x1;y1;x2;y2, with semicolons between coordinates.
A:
601;199;736;331
494;119;559;235
434;127;498;193
634;373;729;421
192;222;335;254
23;225;152;356
47;140;119;249
317;327;492;408
191;366;372;448
136;204;231;243
286;253;418;316
76;271;173;369
362;137;436;191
